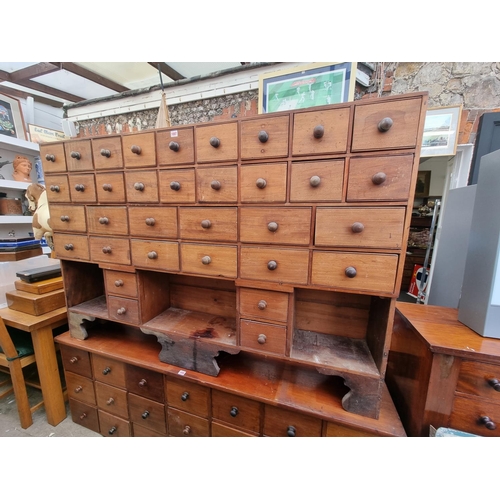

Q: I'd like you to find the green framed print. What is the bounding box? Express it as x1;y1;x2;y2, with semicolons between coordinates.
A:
420;105;462;157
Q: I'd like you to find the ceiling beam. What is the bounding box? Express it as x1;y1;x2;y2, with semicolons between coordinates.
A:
148;62;185;81
0;84;65;108
12;79;85;103
8;62;60;82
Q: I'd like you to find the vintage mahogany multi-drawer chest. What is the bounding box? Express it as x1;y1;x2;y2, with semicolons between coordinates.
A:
45;91;428;437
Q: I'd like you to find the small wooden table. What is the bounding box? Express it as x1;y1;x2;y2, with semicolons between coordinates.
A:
0;305;68;427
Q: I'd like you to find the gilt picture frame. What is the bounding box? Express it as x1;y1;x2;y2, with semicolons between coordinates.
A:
0;92;27;140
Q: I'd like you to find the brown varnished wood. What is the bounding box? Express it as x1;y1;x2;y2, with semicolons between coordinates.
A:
196;122;238;163
241;115;289;160
128;393;167;434
95;172;126;203
60;345;92;378
68;399;100;433
156;126;195;166
40;143;67;173
165;376;210;418
130;239;179;271
179;207;238;242
91;136;123;170
86;205;129;236
239;287;289;323
449;396;500;436
240;162;287;203
104;270;138;298
167;407;210;436
95;381;129;418
108;296;140;325
66;371;96;405
122;131;156;168
89;236;131;266
98;409;131;437
6;288;66;316
240;319;286;356
196;166;238;203
49;204;87;233
93;354;126;388
158;168;196;203
263;404;323;437
44;174;71;203
64;139;93;172
124;170;159;203
53;233;90;261
457;360;500;402
211;421;257;437
132;423;166;437
125;364;165;402
180;243;237;278
128;206;178;238
68;173;97;203
211;389;262;434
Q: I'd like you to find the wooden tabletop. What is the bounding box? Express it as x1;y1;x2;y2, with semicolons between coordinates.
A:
0;306;67;332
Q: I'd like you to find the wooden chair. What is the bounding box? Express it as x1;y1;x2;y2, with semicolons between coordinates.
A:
0;317;44;429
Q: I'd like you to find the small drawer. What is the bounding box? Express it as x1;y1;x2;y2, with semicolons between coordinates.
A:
240;163;287;203
122;131;156;168
157;126;195;165
68;173;97;203
239;207;311;246
263;405;323;437
180;243;237;278
240;320;286;356
64;140;93;171
289;160;344;203
129;206;178;239
165;376;210;418
40;143;67;173
128;393;167;435
346;155;414;202
104;270;138;298
311;251;398;294
241;115;289;160
49;204;87;233
132;423;166;437
167;407;210;437
93;354;126;388
95;172;126;204
91;136;123;170
125;170;159;203
325;421;377;437
450;396;500;437
52;233;90;261
60;345;92;378
196;122;238;163
126;365;165;402
87;206;129;236
179;207;238;242
45;175;71;203
456;361;500;403
158;168;196;204
240;246;309;284
211;421;257;437
239;288;289;323
65;372;95;406
211;389;262;434
69;399;100;434
130;239;179;271
315;207;406;249
196;166;237;204
292;106;350;156
89;236;131;265
108;296;140;325
98;410;131;437
95;381;129;419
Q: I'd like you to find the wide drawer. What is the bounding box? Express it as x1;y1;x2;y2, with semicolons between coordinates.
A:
125;170;159;203
89;236;131;265
91;136;123;170
130;239;180;271
45;175;71;203
104;270;138;298
240;115;289;159
87;206;129;236
128;206;178;239
95;381;129;419
49;204;87;233
196;122;238;163
180;243;237;278
165;376;210;418
69;399;100;433
98;409;131;437
196;166;238;204
167;407;210;437
108;296;140;325
240;320;287;356
125;365;165;403
128;393;167;435
52;233;90;261
95;172;126;204
239;287;289;323
40;143;67;173
65;372;95;406
179;207;238;242
60;345;92;378
122;131;156;168
456;360;500;403
263;405;323;437
93;354;126;388
450;396;500;437
211;389;262;434
240;163;287;203
64;140;93;171
157;126;195;166
68;173;97;203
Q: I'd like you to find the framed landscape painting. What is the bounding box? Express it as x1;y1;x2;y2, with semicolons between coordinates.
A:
421;105;462;157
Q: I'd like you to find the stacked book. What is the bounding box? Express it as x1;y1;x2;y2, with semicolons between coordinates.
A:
0;237;43;261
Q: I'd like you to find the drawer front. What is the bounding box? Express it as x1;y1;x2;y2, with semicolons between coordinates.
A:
49;204;87;233
92;136;123;170
240;247;309;284
87;206;129;236
89;236;131;265
325;421;377;437
132;423;167;437
40;143;67;173
165;376;210;418
311;251;398;294
95;381;129;418
157;127;195;165
239;287;289;323
450;396;500;437
351;97;423;152
196;122;238;163
181;243;237;278
158;168;196;204
104;270;138;298
292;107;350;156
95;172;126;204
211;389;262;433
263;405;323;437
167;407;210;437
108;296;140;325
65;372;96;405
68;173;97;203
45;175;71;203
346;155;414;202
456;361;500;403
125;364;165;402
125;170;159;203
241;115;289;159
60;345;92;378
130;239;180;271
128;206;178;239
240;320;287;356
98;410;131;437
196;166;238;204
289;160;344;202
179;207;238;242
64;140;93;171
240;207;311;245
122;131;156;168
128;393;167;435
211;421;257;437
69;399;100;433
315;207;406;249
52;233;90;261
93;354;127;388
240;163;287;203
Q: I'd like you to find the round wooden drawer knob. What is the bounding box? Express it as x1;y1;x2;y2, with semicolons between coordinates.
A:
69;356;78;364
267;260;277;271
64;243;74;251
181;391;189;401
210;137;220;148
139;378;147;387
131;145;142;154
100;149;111;158
201;256;212;265
117;307;126;315
345;266;357;278
183;425;191;435
371;172;387;185
102;183;113;192
169;141;180;152
142;410;150;419
230;406;239;417
479;416;496;430
45;154;56;162
258;130;269;143
74;184;85;192
310;175;321;187
106;397;114;405
99;217;109;225
60;215;70;222
256;178;267;189
287;425;296;437
79;413;87;420
74;386;83;393
267;221;279;232
351;222;365;233
108;426;117;435
114;280;124;287
211;180;221;190
257;334;267;345
313;125;324;139
134;182;145;191
70;151;81;160
102;246;112;254
258;300;267;310
378;117;394;132
201;219;212;229
488;378;500;391
145;217;156;226
148;251;158;260
50;185;60;192
170;181;181;191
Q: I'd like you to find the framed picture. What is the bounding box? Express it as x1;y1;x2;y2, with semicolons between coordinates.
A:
420;105;462;157
0;92;27;140
258;62;356;114
415;170;431;197
28;124;68;144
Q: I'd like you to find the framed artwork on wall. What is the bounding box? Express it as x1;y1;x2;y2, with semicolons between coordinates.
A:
420;105;462;157
258;62;356;114
0;92;27;140
415;170;431;197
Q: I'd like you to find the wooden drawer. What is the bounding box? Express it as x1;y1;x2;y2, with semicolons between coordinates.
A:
128;206;178;239
167;407;210;437
49;204;87;233
211;389;262;434
98;409;131;437
450;396;500;437
125;365;165;402
132;423;167;437
180;243;237;278
325;421;377;437
290;160;344;202
93;354;126;388
196;166;238;204
69;399;100;433
211;421;257;437
66;371;96;405
95;172;126;204
89;236;131;265
311;251;398;294
91;136;123;170
241;115;289;159
315;207;406;249
128;393;167;435
64;140;93;171
95;381;129;419
68;173;97;203
239;207;311;245
346;155;414;202
86;206;129;236
240;320;286;356
130;239;180;271
108;296;140;325
45;175;71;203
52;233;90;261
240;247;309;284
165;376;210;418
351;97;423;152
157;126;195;165
263;405;323;437
40;143;67;173
456;361;500;403
239;287;289;323
196;122;238;163
60;345;92;378
240;163;287;203
292;106;350;155
158;168;196;204
122;131;156;168
104;270;138;298
179;207;238;242
125;170;159;203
